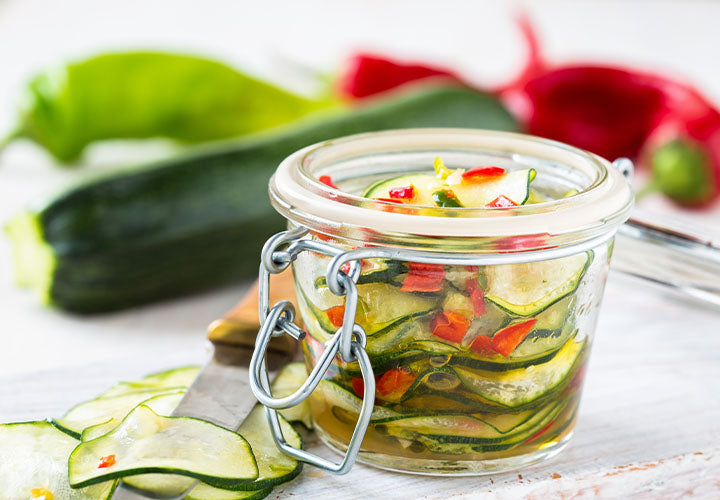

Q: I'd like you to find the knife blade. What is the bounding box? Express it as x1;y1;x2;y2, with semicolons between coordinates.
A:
112;273;298;499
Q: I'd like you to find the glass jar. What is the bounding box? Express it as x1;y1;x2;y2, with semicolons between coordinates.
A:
259;129;633;475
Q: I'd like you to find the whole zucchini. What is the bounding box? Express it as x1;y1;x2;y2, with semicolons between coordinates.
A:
6;85;518;313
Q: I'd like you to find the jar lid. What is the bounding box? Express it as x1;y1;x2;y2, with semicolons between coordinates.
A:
269;129;634;253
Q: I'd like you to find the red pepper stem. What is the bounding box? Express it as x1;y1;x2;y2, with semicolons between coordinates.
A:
633;179;660;202
0;126;22;155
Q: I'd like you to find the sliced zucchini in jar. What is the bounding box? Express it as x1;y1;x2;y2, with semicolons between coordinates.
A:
362;173;441;206
452;337;586;408
357;283;436;335
54;387;185;438
484;251;592;316
314;380;401;422
68;405;258;489
450;169;536;206
314;260;407;288
0;421;117;500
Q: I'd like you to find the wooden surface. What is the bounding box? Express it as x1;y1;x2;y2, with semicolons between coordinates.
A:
2;1;720;498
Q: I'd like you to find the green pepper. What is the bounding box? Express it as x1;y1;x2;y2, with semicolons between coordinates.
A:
1;52;335;163
432;189;463;207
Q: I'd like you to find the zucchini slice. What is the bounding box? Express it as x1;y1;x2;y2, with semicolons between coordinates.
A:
452;338;586;408
315;380;401;422
0;421;117;500
185;485;272;500
271;362;313;429
122;406;301;496
54;388;185;439
99;366;199;398
484;252;592;316
449;169;535;206
361;173;441;206
68;405;258;489
80;392;185;442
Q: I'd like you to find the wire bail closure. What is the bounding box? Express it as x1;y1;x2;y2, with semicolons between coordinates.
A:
249;227;374;474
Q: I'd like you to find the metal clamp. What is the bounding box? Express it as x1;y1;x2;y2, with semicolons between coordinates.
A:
249;227;373;474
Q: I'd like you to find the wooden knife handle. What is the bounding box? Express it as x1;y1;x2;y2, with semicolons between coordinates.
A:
207;271;298;352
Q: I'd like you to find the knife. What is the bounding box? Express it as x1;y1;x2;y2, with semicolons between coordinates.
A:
112;272;298;499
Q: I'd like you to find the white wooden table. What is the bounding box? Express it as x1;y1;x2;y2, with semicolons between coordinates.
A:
2;1;720;498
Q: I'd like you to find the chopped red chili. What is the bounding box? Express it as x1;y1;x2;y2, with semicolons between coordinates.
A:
376;368;416;401
491;318;538;357
485;195;518;208
470;335;497;356
465;278;486;317
318;175;338;189
388;185;415;200
326;305;345;328
462;166;506;182
430;311;471;343
351;377;365;397
98;454;116;469
374;197;403;204
401;262;445;292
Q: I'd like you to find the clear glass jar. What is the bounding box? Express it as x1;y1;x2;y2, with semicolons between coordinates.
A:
267;129;634;475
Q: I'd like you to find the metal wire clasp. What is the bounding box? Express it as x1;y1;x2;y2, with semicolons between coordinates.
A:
248;227;375;474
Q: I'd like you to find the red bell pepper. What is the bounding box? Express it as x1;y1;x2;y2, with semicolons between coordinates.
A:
462;166;506;182
470;318;537;357
337;53;460;99
388;185;415;200
325;305;345;328
485;195;518;208
401;262;445;292
465;278;486;317
376;367;416;401
430;311;471;343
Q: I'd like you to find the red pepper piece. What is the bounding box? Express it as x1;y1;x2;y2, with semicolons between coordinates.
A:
374;197;403;204
401;262;445;292
430;311;471;343
376;368;416;401
524;419;556;443
318;175;338;189
485;195;518;208
338;53;459;99
388;185;415;200
351;377;365;397
326;305;345;328
98;454;116;469
462;166;506;182
470;335;497;356
465;278;486;317
491;318;538;357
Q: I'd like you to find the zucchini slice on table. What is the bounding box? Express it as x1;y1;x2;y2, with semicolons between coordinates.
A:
484;251;592;316
452;338;586;408
80;392;185;442
68;405;258;489
0;421;117;500
99;366;199;398
54;387;185;438
121;406;301;497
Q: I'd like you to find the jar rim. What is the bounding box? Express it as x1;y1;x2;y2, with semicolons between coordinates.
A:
269;128;634;253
